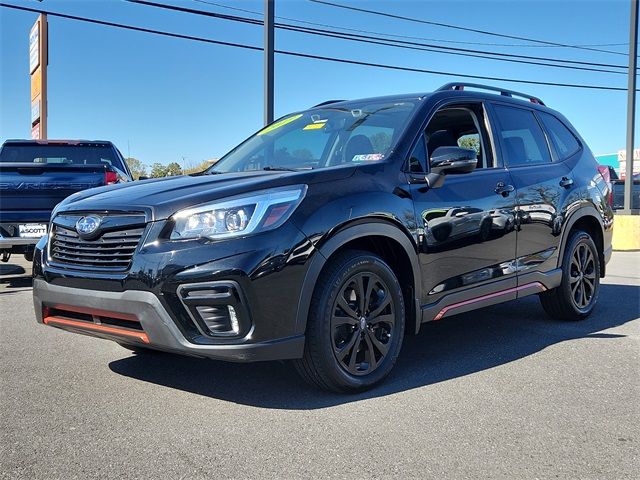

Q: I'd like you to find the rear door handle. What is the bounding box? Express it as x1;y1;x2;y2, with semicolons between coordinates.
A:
495;182;515;197
559;177;574;188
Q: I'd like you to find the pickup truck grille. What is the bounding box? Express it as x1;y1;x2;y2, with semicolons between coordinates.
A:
49;216;146;271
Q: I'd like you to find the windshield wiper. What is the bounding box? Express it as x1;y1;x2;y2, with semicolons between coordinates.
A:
263;166;299;172
263;166;312;172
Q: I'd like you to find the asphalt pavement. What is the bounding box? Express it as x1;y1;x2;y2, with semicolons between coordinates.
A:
1;253;638;479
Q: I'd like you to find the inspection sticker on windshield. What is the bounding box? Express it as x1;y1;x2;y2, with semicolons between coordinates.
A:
257;114;303;136
303;120;327;130
352;153;384;162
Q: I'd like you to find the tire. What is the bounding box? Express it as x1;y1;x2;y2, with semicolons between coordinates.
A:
294;250;405;393
117;342;157;354
539;230;600;321
478;218;492;241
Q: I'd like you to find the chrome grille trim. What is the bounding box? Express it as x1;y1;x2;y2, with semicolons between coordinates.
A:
48;214;146;272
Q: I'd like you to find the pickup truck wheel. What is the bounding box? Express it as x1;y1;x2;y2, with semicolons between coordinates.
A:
539;230;600;321
294;250;405;393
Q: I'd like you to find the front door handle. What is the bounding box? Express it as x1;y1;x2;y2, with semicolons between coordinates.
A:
495;182;515;197
559;177;574;188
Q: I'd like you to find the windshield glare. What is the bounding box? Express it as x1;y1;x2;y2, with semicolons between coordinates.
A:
210;101;417;173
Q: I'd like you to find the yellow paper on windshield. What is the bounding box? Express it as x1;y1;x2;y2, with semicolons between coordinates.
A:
257;114;303;136
303;120;327;130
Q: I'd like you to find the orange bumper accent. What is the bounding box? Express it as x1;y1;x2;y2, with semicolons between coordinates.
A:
43;316;150;344
47;304;138;322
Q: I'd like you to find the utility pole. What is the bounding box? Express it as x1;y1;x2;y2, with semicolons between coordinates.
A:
29;14;48;139
264;0;275;125
624;0;638;213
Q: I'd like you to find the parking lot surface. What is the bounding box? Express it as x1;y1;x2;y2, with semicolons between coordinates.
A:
1;253;638;479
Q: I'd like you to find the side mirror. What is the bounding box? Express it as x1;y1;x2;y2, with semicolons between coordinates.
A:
430;146;477;175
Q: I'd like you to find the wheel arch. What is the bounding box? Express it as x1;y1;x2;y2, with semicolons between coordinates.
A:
294;221;422;337
557;204;606;277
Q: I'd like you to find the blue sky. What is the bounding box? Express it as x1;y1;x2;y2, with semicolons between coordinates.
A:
1;0;637;168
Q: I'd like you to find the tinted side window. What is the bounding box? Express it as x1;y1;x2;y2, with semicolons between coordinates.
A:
408;136;427;173
425;104;493;168
538;112;580;160
493;105;551;167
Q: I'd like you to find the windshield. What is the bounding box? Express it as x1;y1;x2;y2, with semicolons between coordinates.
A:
0;144;126;171
210;100;417;173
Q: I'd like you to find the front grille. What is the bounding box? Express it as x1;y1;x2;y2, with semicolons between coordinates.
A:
49;221;145;271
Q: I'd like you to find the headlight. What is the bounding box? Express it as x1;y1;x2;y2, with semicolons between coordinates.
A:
170;185;307;240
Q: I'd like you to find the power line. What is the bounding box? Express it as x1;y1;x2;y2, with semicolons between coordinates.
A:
193;0;628;50
309;0;628;57
0;2;633;93
128;0;629;73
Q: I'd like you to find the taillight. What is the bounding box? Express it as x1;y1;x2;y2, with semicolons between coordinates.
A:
105;170;118;185
597;165;610;183
596;166;614;207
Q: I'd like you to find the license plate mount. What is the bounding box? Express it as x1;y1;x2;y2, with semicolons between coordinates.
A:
18;224;47;238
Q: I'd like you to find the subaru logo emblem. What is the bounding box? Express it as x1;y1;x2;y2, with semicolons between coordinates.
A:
75;215;102;237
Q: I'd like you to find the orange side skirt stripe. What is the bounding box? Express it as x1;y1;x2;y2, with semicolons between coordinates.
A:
433;281;547;321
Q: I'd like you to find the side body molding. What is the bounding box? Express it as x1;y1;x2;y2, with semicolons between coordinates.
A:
294;222;422;336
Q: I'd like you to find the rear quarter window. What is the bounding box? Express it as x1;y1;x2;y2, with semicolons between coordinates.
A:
492;104;552;167
538;112;581;160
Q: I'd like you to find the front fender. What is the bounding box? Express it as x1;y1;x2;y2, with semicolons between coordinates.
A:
293;221;422;336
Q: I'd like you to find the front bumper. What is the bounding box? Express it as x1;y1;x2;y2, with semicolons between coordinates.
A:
0;238;40;247
33;279;305;362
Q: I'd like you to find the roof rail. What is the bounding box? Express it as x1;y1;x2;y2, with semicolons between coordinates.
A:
437;83;545;106
312;99;347;108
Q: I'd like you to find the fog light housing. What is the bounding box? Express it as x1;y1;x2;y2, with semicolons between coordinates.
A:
194;305;240;335
177;281;250;339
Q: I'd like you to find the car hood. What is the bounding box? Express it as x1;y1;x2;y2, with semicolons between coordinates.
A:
55;166;357;221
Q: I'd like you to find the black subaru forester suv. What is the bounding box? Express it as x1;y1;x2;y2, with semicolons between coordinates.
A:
33;83;613;392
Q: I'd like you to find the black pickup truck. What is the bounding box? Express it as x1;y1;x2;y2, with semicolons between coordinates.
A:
599;164;640;210
612;175;640;210
0;140;132;261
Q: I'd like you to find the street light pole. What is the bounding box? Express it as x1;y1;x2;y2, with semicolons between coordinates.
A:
264;0;274;126
624;0;638;213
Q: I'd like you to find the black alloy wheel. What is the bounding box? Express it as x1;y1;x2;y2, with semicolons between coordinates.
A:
540;230;600;321
569;241;597;309
330;272;395;376
295;250;405;392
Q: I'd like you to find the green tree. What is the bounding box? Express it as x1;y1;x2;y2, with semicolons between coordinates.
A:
458;135;480;154
165;162;183;176
150;163;167;178
125;157;147;180
183;160;213;175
